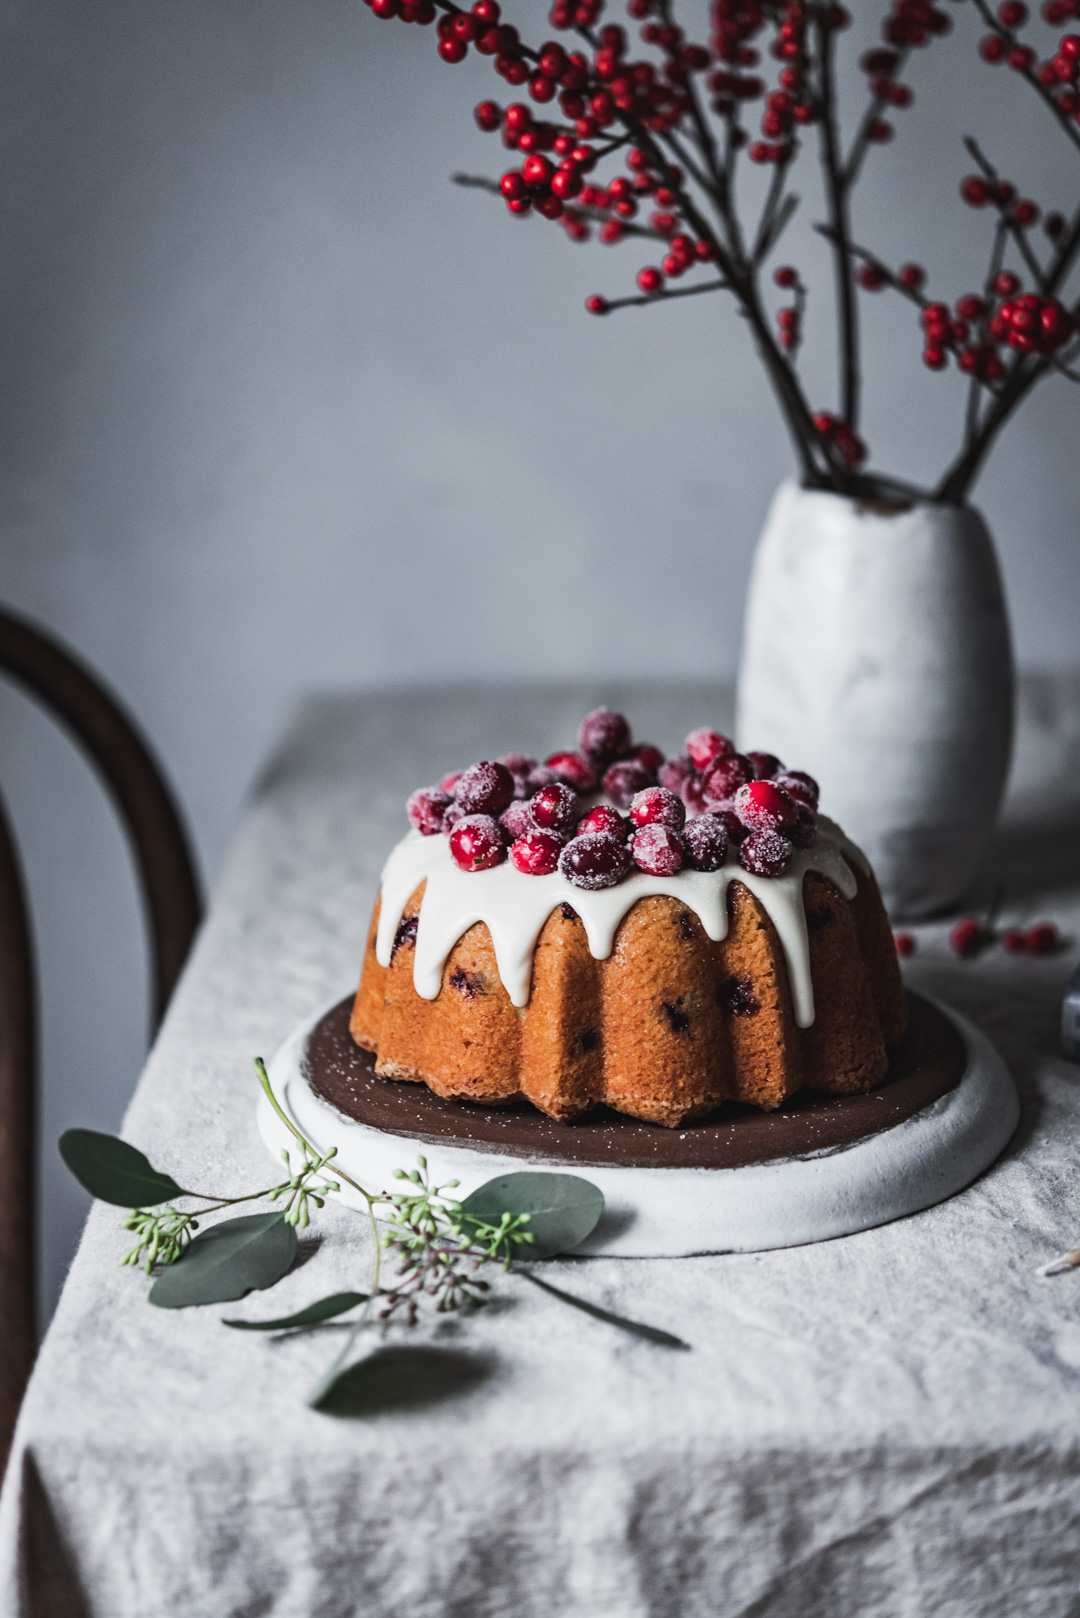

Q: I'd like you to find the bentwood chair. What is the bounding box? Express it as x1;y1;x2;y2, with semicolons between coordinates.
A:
0;605;202;1468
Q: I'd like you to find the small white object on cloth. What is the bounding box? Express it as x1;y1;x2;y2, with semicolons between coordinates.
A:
2;680;1080;1618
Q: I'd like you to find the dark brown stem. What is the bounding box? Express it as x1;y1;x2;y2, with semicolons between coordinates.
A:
815;15;859;428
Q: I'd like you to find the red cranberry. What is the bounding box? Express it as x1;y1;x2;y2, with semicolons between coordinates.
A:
578;706;631;763
681;776;708;817
734;780;798;833
526;763;560;792
787;803;818;848
657;756;694;795
455;760;515;815
773;769;819;810
1026;921;1059;955
559;830;632;889
682;814;729;871
510;829;564;875
576;803;628;839
544;750;599;792
407;787;452;836
530;781;579;832
442;802;465;835
894;931;916;957
1002;928;1027;954
747;750;783;779
500;800;535;840
685;728;734;769
710;806;747;845
631;823;685;876
739;829;793;878
438;770;464;794
449;814;507;872
629;786;685;832
949;919;986;957
497;752;536;777
633;743;664;775
701;752;756;804
603;759;654;808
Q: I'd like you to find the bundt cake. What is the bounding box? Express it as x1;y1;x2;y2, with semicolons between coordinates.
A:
350;709;907;1129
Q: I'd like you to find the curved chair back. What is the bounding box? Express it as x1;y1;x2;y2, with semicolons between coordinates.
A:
0;605;202;1467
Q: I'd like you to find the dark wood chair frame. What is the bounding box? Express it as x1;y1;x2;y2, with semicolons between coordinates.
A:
0;605;202;1468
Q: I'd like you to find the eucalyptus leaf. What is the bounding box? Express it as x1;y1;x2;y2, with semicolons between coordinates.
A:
520;1271;690;1350
460;1172;603;1260
312;1345;493;1418
149;1213;297;1309
222;1292;369;1331
59;1129;186;1207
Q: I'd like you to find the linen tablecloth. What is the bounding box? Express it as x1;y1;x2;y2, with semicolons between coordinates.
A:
3;679;1080;1618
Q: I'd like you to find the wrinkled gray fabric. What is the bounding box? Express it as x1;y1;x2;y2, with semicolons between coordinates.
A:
3;680;1080;1618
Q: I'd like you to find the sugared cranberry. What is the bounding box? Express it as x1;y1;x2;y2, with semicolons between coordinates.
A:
633;743;665;775
681;776;708;817
578;706;631;763
510;829;564;875
576;803;628;839
1002;928;1027;954
526;763;560;792
497;752;536;778
773;769;819;810
544;750;598;792
531;781;579;832
1027;921;1059;955
949;918;986;957
739;829;793;878
657;756;694;795
710;806;747;844
629;786;685;832
734;780;798;833
438;770;464;794
682;814;729;871
559;830;632;889
747;750;783;780
787;803;818;848
500;800;535;840
407;787;452;836
449;814;507;872
442;803;465;834
701;752;756;804
455;760;515;815
631;823;685;876
684;728;734;769
894;931;916;957
602;759;654;808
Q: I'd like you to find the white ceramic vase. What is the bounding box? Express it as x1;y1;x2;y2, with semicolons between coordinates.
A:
735;480;1015;919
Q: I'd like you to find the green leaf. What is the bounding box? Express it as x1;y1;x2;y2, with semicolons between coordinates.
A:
312;1345;493;1417
58;1129;186;1207
222;1292;369;1331
520;1271;690;1350
149;1213;297;1309
460;1171;603;1260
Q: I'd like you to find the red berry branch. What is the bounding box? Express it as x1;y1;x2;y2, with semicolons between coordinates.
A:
362;0;1080;504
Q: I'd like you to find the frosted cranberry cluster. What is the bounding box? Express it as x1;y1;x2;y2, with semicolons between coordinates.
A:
405;707;820;890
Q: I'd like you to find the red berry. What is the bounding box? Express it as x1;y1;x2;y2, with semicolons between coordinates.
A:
454;760;516;815
682;814;729;871
701;752;756;804
739;829;793;878
576;804;628;839
603;759;654;808
496;751;536;779
633;743;665;774
586;295;609;315
999;0;1028;24
684;727;734;769
450;814;507;871
710;807;747;845
980;34;1006;61
949;918;985;957
438;769;464;795
475;100;502;131
1002;927;1028;953
657;756;694;795
629;786;686;832
523;154;554;186
787;802;818;848
544;749;599;792
773;265;798;288
438;35;468;61
681;776;708;818
1026;921;1059;954
510;829;564;875
631;823;685;876
961;175;990;206
734;779;798;833
407;787;452;836
530;781;580;832
747;750;783;779
559;830;632;889
899;262;925;290
578;707;631;762
500;800;535;840
894;931;916;957
637;266;664;294
500;171;527;200
994;270;1021;296
473;0;500;21
442;803;465;835
773;769;819;809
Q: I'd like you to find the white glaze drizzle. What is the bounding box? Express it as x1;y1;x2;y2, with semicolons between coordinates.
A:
374;815;866;1029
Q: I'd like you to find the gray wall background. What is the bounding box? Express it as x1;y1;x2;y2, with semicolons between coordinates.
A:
2;0;1078;1324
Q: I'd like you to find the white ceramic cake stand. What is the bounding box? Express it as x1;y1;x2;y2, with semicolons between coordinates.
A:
258;995;1018;1258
